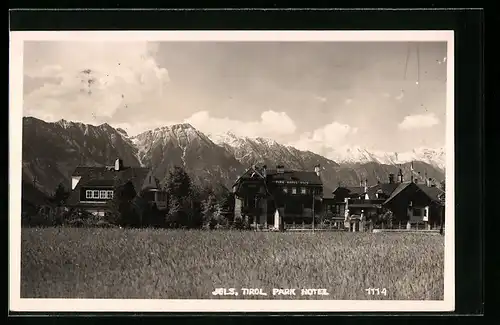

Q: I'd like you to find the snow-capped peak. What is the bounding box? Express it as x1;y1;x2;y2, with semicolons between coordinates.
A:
208;131;445;171
327;145;446;170
56;119;72;129
207;131;246;147
208;132;278;148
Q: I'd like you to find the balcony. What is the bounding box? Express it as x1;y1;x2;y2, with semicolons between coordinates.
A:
346;199;384;209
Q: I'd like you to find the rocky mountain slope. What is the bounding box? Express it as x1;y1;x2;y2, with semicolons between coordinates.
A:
22;117;141;195
209;132;445;193
20;117;445;196
131;124;242;186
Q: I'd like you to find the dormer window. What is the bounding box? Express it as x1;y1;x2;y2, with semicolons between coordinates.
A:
283;187;288;194
301;187;307;194
291;187;297;194
85;189;114;200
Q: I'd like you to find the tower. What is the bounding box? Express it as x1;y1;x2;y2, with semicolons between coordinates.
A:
398;168;404;183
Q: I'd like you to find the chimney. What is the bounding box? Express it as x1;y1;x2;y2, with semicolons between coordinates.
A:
314;164;320;177
388;173;395;184
398;169;404;183
364;179;368;194
114;158;123;171
262;165;267;178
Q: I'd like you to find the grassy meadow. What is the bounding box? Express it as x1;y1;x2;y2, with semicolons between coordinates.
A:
21;228;444;300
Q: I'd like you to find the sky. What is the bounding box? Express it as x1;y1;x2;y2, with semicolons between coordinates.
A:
23;41;447;153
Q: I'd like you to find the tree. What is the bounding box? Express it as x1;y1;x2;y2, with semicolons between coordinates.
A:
165;197;183;228
106;181;138;227
187;184;203;228
165;166;192;200
201;192;220;229
165;166;202;228
213;183;234;214
380;210;394;228
131;194;150;228
52;183;70;206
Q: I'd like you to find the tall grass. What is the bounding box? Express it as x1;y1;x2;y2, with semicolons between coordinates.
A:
21;228;444;300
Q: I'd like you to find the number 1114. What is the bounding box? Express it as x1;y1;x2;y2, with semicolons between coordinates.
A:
365;288;387;296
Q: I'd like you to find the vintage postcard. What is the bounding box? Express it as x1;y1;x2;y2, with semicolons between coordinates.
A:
9;30;455;313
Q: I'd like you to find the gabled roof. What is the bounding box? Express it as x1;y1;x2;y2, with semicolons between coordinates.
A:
416;183;445;203
82;179;116;187
382;182;412;205
383;182;445;205
332;186;365;196
67;165;158;206
232;166;264;188
365;183;401;199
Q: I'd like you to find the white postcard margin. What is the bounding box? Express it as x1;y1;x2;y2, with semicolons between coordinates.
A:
8;30;455;313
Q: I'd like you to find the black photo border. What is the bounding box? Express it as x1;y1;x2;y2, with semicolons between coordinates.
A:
8;7;484;320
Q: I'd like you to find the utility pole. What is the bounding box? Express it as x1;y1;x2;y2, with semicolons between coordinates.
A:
312;189;315;233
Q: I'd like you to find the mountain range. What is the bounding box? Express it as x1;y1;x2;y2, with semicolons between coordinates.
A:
20;117;446;196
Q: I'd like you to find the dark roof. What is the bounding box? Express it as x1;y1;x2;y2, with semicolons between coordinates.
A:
81;179;115;187
382;182;411;204
67;165;159;206
365;183;401;199
332;186;365;196
234;166;322;187
416;184;445;202
268;170;322;185
383;182;445;205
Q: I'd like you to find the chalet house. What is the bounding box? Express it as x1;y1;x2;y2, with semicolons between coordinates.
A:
233;164;323;229
382;181;445;226
330;169;445;227
66;158;167;216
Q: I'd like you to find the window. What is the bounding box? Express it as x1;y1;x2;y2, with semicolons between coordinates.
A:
93;190;99;199
291;187;297;194
283;187;288;194
86;190;93;199
301;187;307;194
99;190;107;199
107;190;114;199
413;208;422;216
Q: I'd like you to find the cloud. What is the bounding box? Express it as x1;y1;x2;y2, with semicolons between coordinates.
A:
186;110;297;138
314;95;327;103
23;41;169;123
290;121;358;155
114;110;297;138
398;113;440;130
344;98;353;105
